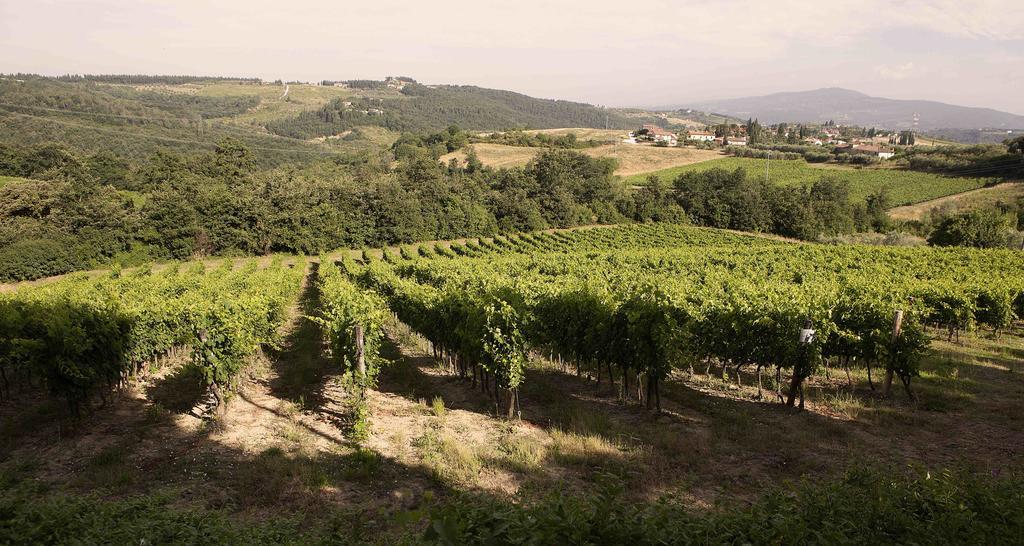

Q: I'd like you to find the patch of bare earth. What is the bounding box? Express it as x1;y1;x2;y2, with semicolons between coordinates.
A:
1;269;408;520
368;325;551;498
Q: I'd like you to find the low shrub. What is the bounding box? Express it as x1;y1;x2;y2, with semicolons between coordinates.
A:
420;466;1024;545
0;238;85;282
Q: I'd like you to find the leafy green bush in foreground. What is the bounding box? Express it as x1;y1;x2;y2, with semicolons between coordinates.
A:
422;466;1023;545
2;466;1021;545
0;490;306;545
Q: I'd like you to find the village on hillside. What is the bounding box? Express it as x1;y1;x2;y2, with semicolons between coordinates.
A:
625;119;907;160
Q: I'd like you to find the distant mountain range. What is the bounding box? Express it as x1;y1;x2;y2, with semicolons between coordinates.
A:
674;88;1024;131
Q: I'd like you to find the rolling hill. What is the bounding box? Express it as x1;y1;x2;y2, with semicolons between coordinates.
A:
0;75;366;164
0;75;676;158
678;88;1024;131
262;82;662;138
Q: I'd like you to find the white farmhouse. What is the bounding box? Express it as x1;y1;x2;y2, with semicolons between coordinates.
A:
837;144;895;159
637;124;678;146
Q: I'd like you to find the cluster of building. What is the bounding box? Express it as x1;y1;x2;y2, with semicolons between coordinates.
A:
834;143;895;159
625;124;896;159
625;125;750;148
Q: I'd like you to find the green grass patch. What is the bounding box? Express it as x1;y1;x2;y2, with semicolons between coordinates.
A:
6;465;1019;544
629;157;995;205
0;175;34;187
0;486;311;545
422;465;1024;545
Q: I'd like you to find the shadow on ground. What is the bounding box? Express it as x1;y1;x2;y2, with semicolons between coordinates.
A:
145;361;208;415
267;263;344;410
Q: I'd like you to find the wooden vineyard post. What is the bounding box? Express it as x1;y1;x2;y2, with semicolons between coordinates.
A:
354;324;366;378
883;310;903;396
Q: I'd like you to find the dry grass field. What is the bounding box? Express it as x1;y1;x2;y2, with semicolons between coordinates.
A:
587;145;722;177
888;182;1024;221
442;142;723;177
912;134;963;147
441;143;540;169
661;115;706;128
526;127;626;141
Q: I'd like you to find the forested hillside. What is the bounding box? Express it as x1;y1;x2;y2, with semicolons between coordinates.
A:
0;76;344;162
2;74;1021;286
0;75;665;160
0;132;898;284
0;76;259;120
263;83;648;138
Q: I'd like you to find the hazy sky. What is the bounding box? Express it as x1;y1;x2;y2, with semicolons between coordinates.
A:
2;0;1023;113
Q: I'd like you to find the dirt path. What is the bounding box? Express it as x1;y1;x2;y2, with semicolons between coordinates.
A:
0;265;369;508
4;273;1023;529
218;264;353;452
366;326;538;497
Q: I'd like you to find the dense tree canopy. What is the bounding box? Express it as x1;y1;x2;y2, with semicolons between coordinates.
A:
0;131;917;283
673;167;877;238
927;209;1013;249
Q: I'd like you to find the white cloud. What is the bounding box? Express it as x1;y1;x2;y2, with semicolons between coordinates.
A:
875;62;916;81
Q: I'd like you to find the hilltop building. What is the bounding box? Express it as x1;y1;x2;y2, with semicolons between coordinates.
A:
637;124;678;146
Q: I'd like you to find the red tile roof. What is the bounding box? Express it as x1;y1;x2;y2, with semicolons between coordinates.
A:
641;124;675;137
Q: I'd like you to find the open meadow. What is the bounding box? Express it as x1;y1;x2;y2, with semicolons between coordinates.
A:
888;182;1024;221
631;156;999;205
202;82;355;126
526;127;626;141
442;141;723;177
